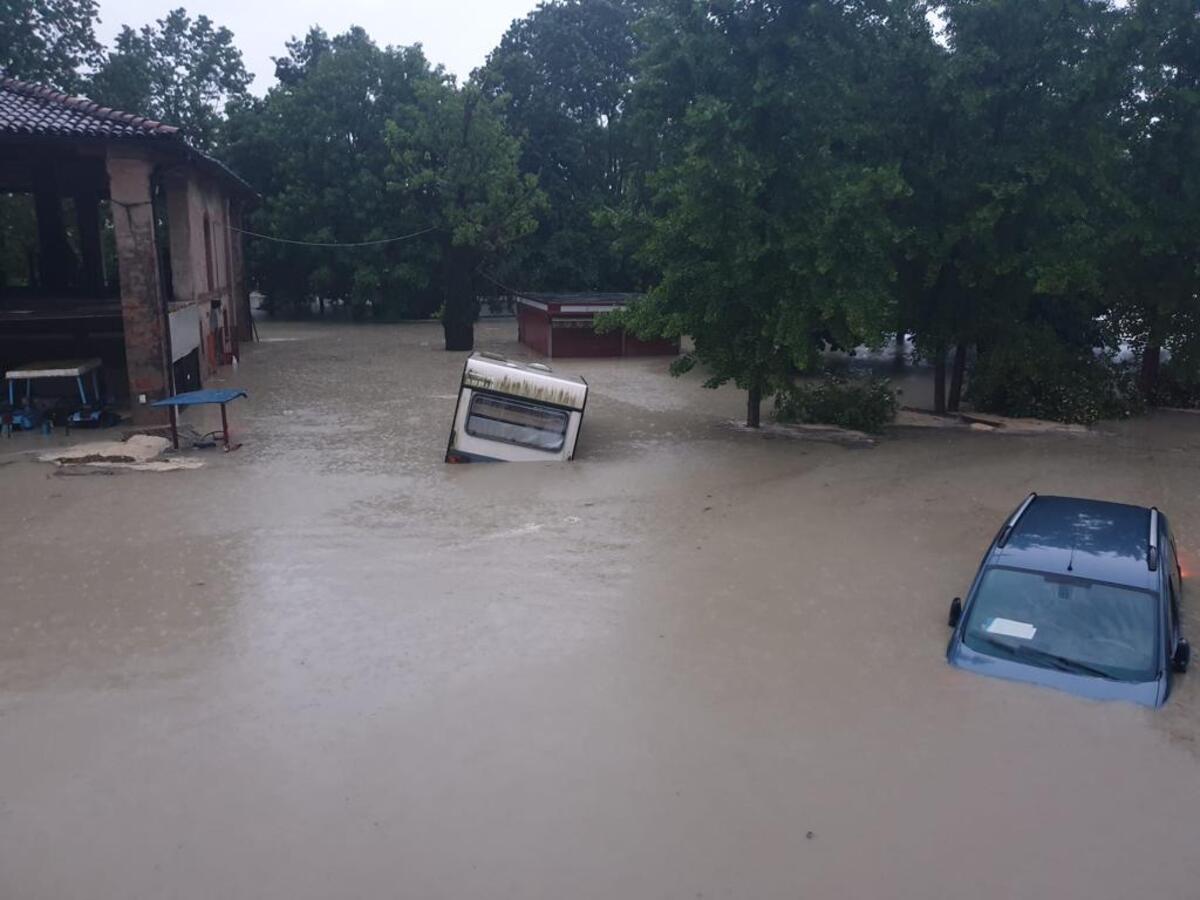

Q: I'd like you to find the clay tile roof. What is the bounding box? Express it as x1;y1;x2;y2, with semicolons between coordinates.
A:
0;76;181;140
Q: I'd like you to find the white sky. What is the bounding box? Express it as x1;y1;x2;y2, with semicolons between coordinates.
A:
94;0;541;93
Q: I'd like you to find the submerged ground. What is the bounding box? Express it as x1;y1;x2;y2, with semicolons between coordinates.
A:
2;320;1198;899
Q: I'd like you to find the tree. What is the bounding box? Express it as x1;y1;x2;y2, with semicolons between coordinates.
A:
224;26;541;343
0;0;103;92
904;0;1125;414
862;2;959;411
386;80;545;350
273;27;335;87
87;7;251;150
223;28;444;319
478;0;645;291
1110;0;1200;399
607;0;900;427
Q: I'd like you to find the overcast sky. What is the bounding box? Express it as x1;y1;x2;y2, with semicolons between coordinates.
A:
95;0;541;93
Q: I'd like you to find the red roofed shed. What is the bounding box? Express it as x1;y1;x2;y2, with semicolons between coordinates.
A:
515;293;679;359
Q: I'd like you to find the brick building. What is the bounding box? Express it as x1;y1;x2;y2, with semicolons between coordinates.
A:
0;77;255;425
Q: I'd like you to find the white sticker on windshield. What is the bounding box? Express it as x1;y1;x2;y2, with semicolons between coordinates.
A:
986;617;1037;640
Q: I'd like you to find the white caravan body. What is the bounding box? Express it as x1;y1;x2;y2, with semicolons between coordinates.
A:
445;352;588;462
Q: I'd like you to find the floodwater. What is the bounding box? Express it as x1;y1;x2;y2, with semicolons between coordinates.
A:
2;320;1199;900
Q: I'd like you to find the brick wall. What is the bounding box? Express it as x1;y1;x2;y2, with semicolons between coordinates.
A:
107;152;170;425
106;149;246;422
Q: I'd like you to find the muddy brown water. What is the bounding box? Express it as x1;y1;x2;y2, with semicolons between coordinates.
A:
2;320;1199;899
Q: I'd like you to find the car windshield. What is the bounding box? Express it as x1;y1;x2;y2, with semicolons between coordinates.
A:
962;567;1159;682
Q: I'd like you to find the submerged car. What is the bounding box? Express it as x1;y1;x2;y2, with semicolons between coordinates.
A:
445;352;588;463
947;494;1190;707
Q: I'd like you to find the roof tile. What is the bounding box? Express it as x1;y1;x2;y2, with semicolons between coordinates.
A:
0;76;180;140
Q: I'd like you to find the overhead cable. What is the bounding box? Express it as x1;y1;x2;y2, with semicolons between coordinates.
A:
227;224;437;248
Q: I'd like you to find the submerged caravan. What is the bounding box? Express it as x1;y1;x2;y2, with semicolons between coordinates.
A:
445;352;588;463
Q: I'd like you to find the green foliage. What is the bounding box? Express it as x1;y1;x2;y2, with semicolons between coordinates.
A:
1105;0;1200;395
1152;326;1200;408
87;8;251;151
478;0;644;291
0;0;103;92
775;376;899;434
1153;364;1200;410
888;0;1127;413
385;82;544;259
614;0;902;425
966;328;1144;425
223;29;443;320
385;80;545;346
222;28;542;346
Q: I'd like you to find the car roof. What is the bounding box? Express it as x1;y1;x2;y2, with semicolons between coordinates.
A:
990;495;1158;592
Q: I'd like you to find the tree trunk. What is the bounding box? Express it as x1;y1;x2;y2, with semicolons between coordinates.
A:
746;383;762;428
893;323;907;371
947;343;968;412
439;97;481;355
933;346;947;415
441;245;478;352
443;319;475;352
1140;340;1162;402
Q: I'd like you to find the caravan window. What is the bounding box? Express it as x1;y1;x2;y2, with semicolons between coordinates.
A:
466;394;569;452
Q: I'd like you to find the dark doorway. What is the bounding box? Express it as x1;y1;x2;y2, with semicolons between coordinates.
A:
173;347;201;393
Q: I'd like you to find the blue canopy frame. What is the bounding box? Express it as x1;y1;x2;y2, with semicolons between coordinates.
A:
152;388;248;451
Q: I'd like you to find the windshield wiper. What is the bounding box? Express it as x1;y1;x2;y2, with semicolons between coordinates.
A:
975;636;1119;680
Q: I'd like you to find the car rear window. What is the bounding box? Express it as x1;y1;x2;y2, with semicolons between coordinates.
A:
466;393;569;452
962;567;1159;682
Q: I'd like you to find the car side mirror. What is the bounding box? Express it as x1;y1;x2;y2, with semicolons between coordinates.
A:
1173;638;1190;673
948;598;962;628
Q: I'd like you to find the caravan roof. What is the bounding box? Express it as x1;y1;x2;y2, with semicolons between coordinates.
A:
462;353;588;411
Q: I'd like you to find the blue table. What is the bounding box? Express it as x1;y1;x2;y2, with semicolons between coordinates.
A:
152;388;248;451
